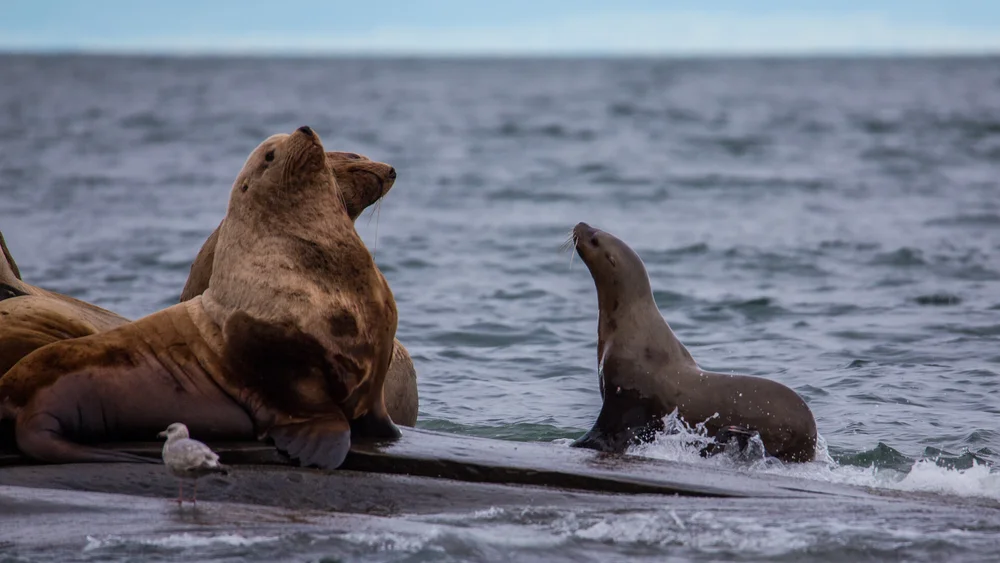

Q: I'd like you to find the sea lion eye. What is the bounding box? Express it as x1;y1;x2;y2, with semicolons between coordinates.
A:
265;150;275;162
241;183;248;192
591;236;600;247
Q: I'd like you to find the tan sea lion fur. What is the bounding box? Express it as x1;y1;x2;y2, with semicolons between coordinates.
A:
569;222;817;463
0;230;129;377
179;151;418;427
1;126;400;468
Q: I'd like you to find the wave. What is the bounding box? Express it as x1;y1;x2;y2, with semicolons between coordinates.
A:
618;411;1000;502
84;533;280;551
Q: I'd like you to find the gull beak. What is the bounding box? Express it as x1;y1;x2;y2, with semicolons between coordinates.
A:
157;431;167;438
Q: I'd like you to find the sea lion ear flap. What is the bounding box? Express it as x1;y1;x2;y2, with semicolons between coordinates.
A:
0;230;23;282
268;411;352;469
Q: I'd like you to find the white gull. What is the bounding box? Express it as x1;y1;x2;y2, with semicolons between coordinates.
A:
158;422;228;505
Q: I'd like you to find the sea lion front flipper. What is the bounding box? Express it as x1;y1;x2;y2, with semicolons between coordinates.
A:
570;386;666;453
349;397;401;441
268;412;352;470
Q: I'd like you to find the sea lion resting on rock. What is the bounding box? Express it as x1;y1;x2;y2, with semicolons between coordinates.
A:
0;231;129;377
1;126;400;469
0;154;417;427
569;223;817;463
180;151;418;426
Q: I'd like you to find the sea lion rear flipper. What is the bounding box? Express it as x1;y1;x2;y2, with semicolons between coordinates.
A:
268;412;352;470
15;415;158;464
700;425;764;460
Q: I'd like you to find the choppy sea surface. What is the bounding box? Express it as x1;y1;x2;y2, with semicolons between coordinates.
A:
1;55;999;561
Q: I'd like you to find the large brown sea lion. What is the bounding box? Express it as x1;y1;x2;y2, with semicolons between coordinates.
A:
0;231;129;377
568;222;817;463
179;151;418;427
0;126;400;469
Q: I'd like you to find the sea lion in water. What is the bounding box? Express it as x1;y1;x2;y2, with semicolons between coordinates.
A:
0;230;129;377
1;126;400;468
179;151;418;427
568;223;817;463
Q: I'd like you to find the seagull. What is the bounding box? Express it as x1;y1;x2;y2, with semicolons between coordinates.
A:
158;422;228;505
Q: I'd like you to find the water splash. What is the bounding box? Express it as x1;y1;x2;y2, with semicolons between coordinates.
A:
621;411;1000;501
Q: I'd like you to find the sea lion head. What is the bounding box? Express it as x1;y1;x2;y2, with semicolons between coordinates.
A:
573;222;653;311
226;125;346;228
203;125;356;322
326;152;397;220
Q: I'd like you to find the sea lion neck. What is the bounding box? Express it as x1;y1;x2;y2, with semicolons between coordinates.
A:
590;248;696;371
595;282;660;361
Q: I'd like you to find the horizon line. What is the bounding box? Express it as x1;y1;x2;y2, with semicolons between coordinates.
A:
3;46;1000;59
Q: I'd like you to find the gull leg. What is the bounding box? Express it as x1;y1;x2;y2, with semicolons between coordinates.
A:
176;481;184;505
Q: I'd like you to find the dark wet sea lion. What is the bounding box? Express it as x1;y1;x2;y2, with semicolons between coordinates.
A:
1;126;400;469
0;230;129;377
178;151;418;427
568;222;817;463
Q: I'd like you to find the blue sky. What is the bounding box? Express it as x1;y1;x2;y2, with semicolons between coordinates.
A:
2;0;1000;55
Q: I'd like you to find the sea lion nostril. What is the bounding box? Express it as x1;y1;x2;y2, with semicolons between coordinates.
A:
297;125;314;136
387;167;396;180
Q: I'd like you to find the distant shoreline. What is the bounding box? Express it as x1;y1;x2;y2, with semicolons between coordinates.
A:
1;49;998;61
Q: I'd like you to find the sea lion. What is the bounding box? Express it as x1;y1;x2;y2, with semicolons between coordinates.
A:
1;126;400;469
179;151;418;427
0;230;129;377
568;222;817;463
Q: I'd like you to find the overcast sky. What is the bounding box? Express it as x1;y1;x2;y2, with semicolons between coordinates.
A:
3;0;1000;56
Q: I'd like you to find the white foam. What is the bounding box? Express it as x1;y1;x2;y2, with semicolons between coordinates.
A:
472;506;505;519
588;411;1000;502
548;508;811;556
342;531;438;553
887;459;1000;501
344;522;565;552
84;533;279;551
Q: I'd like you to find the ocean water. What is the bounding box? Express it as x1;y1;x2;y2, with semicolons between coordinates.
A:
1;55;999;561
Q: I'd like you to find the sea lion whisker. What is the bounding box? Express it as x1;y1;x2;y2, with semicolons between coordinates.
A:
337;183;349;214
558;232;576;253
559;232;578;269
